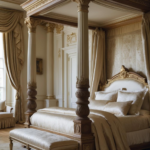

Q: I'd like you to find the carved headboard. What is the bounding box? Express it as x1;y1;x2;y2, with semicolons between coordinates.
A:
100;65;149;111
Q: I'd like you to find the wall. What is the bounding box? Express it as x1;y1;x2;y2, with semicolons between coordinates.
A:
53;26;92;108
22;13;47;111
106;22;145;79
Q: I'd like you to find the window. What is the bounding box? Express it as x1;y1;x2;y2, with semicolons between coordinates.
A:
0;33;6;102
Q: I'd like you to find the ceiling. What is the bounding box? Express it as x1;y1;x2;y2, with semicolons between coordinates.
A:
0;0;26;5
42;1;142;26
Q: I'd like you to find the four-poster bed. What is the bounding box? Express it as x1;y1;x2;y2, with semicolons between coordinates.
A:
21;0;150;150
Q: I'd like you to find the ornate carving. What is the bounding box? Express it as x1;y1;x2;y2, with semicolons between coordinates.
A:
26;82;37;114
46;23;55;33
73;0;92;12
67;33;77;46
101;65;148;90
55;24;64;34
25;17;41;33
76;77;89;86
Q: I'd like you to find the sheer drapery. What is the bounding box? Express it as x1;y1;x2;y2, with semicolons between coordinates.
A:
0;8;24;123
90;29;106;99
142;12;150;111
142;12;150;85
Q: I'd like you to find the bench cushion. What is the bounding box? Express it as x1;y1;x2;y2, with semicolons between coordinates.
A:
10;128;78;150
0;112;13;119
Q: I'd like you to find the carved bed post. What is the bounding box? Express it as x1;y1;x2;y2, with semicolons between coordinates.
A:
24;17;41;128
73;0;94;149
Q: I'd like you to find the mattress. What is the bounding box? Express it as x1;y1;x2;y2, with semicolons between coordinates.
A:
118;115;150;133
127;128;150;146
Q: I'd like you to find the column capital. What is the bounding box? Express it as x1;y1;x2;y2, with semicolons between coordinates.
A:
46;23;55;33
73;0;92;12
25;17;41;33
55;24;64;34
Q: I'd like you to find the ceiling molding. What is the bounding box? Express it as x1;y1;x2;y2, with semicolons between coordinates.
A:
103;15;142;29
0;0;26;5
44;12;142;27
21;0;71;16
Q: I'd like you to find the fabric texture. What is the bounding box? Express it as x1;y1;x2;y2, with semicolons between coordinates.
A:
106;22;145;79
142;12;150;112
117;89;147;115
0;8;24;123
95;90;118;101
0;112;13;118
0;101;5;111
89;100;108;110
118;115;150;132
103;101;132;116
90;29;106;99
10;129;78;150
0;117;15;129
31;107;130;150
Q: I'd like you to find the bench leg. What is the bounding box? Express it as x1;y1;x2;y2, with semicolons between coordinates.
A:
9;138;13;150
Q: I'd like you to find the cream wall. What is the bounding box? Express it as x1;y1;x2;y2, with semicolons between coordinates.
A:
22;14;47;111
106;22;146;79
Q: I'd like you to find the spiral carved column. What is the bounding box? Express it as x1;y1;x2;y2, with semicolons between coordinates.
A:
24;17;41;127
73;0;94;149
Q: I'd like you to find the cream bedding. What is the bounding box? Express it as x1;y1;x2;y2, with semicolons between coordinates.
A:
31;107;130;150
118;115;150;132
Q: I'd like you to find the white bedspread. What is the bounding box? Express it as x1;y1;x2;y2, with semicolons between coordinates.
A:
30;107;130;150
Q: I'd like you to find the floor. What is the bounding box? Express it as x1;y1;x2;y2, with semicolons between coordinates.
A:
0;124;34;150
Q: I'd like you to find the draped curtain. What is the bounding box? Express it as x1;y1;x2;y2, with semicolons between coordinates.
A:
0;8;24;123
90;29;106;99
142;12;150;109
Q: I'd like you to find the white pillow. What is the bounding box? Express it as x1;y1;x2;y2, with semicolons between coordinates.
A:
117;89;148;115
103;101;132;116
95;90;118;102
89;100;108;111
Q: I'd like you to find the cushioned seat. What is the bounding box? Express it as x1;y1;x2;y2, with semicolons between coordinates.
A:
0;112;13;118
10;128;79;150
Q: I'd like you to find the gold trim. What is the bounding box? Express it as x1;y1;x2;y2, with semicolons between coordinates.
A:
101;65;148;90
55;24;64;34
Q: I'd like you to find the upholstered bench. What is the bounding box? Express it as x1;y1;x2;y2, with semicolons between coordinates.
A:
9;128;79;150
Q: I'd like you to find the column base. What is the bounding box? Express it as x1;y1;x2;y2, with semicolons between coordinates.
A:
45;99;58;108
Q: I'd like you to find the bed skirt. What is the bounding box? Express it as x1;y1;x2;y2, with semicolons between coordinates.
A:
0;117;15;129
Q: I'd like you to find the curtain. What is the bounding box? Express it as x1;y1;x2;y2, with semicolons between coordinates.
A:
90;29;106;99
142;12;150;85
0;8;24;123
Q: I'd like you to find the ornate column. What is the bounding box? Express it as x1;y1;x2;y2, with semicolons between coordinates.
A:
45;23;58;107
73;0;94;149
24;17;40;127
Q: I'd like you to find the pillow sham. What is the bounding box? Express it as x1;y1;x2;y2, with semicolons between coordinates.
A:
95;90;118;102
103;101;132;116
117;89;148;115
89;100;108;111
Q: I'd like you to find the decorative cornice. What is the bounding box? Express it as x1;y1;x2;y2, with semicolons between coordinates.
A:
55;24;64;34
73;0;92;12
45;23;55;32
0;0;26;5
25;17;41;33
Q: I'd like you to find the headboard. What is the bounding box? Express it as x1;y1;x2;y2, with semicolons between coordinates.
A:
100;66;149;111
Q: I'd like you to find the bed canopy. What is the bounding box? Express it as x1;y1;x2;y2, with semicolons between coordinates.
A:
21;0;150;149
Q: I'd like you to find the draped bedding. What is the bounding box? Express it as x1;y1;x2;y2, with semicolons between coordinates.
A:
30;107;130;150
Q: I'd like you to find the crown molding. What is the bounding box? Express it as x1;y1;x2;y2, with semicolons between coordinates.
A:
0;0;26;5
21;0;71;16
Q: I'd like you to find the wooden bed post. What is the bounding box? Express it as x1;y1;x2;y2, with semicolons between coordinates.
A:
24;17;41;128
73;0;94;149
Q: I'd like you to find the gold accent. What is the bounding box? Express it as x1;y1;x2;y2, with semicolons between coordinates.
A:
27;82;37;89
25;17;41;33
46;96;54;99
73;0;92;12
76;76;89;86
101;65;148;90
67;33;77;46
55;24;64;34
46;23;55;33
